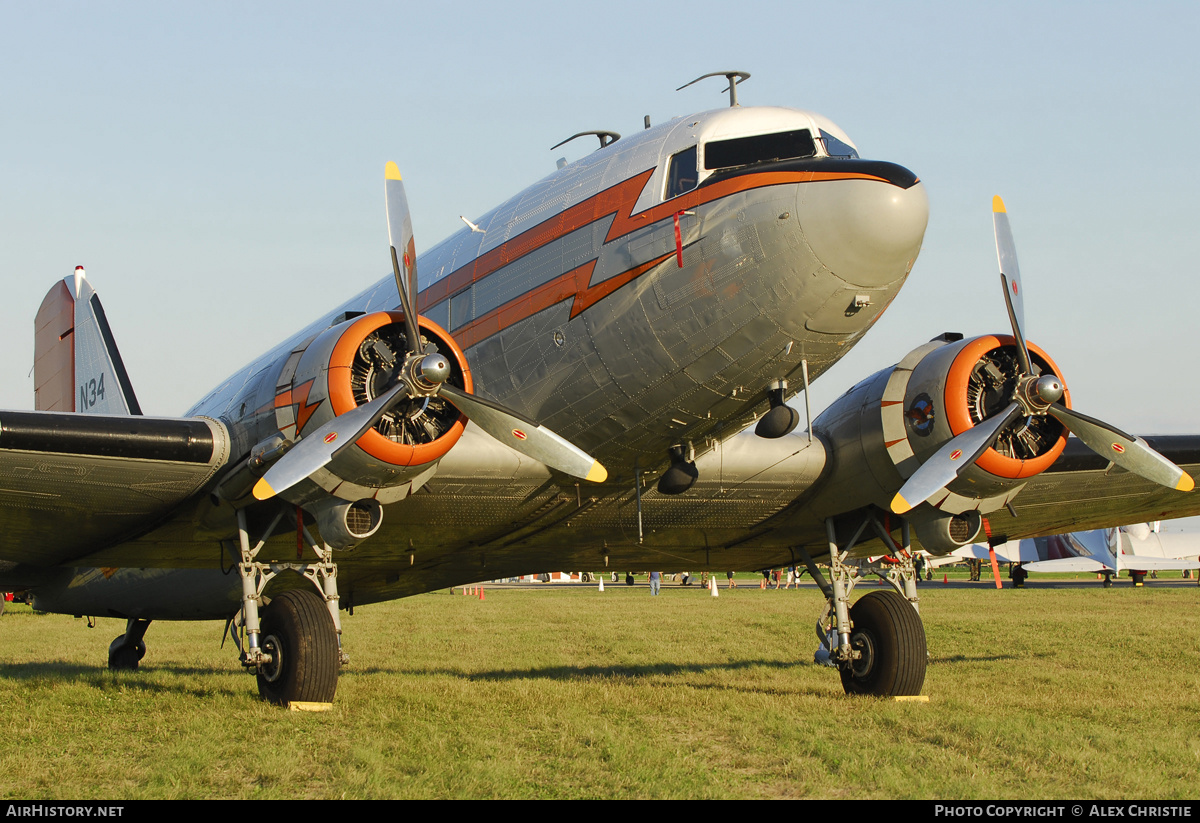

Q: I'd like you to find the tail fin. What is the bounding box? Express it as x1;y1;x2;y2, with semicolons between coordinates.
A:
33;266;141;415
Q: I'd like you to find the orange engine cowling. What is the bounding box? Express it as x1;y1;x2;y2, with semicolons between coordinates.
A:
272;311;472;503
898;334;1070;494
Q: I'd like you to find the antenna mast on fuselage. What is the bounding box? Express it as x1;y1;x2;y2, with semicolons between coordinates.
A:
676;71;751;107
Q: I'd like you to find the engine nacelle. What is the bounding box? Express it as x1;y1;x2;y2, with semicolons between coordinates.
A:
811;333;1071;550
271;311;472;504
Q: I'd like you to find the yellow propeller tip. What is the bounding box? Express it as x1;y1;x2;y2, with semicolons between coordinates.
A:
1177;473;1194;492
586;462;608;483
252;478;276;500
385;161;402;181
890;493;912;514
992;195;1006;213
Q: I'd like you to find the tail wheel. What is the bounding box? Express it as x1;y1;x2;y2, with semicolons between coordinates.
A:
107;639;146;671
839;590;927;696
256;589;339;705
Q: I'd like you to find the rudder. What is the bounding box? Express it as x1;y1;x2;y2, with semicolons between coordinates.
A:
33;266;141;415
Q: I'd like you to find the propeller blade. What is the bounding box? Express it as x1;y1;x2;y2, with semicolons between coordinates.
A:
385;162;423;355
253;382;410;500
1047;404;1194;492
440;384;607;482
891;402;1023;514
993;195;1033;376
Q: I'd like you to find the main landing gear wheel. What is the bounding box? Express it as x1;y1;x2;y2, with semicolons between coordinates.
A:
256;588;339;705
839;590;927;696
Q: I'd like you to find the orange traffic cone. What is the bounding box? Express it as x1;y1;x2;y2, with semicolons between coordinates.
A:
943;574;948;584
478;585;485;601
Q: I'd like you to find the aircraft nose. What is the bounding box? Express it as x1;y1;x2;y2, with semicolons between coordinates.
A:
798;168;929;288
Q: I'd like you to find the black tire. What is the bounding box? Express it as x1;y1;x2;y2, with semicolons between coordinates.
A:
256;588;339;705
107;637;146;670
839;590;926;696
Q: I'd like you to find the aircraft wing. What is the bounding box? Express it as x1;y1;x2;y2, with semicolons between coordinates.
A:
1023;558;1109;573
1120;555;1200;572
971;436;1200;543
0;411;230;565
1025;555;1199;573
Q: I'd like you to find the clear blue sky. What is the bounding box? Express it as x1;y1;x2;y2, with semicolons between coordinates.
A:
3;0;1197;442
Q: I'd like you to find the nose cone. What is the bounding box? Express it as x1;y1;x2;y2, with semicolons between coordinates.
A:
798;168;929;288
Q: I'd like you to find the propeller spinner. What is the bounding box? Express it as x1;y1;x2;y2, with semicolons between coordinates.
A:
890;197;1192;514
253;166;607;501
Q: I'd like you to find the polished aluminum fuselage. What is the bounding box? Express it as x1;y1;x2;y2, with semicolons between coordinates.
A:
191;106;928;483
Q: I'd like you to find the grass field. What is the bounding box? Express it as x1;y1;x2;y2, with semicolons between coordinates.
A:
1;576;1198;799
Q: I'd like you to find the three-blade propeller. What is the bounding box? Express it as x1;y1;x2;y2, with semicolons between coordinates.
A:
253;165;607;502
890;197;1192;514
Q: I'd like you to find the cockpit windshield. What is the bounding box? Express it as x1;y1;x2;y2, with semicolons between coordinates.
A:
818;130;859;159
703;129;816;170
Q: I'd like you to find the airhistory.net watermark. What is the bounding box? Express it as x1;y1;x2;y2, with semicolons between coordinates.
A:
933;805;1193;818
6;807;123;817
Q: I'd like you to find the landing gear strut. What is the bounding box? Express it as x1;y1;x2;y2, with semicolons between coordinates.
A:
799;512;927;696
232;508;346;705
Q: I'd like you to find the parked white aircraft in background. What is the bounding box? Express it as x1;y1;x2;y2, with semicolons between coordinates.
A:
949;523;1200;585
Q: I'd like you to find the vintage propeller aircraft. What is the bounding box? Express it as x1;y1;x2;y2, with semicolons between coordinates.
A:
4;73;1199;705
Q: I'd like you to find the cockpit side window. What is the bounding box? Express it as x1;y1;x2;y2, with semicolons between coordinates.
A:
703;129;816;170
819;130;860;159
665;145;698;199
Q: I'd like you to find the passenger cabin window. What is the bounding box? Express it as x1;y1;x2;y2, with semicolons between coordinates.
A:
665;145;698;199
450;288;473;330
703;129;816;170
819;130;859;159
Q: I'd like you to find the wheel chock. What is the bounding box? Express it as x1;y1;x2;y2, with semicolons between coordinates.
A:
288;701;333;712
